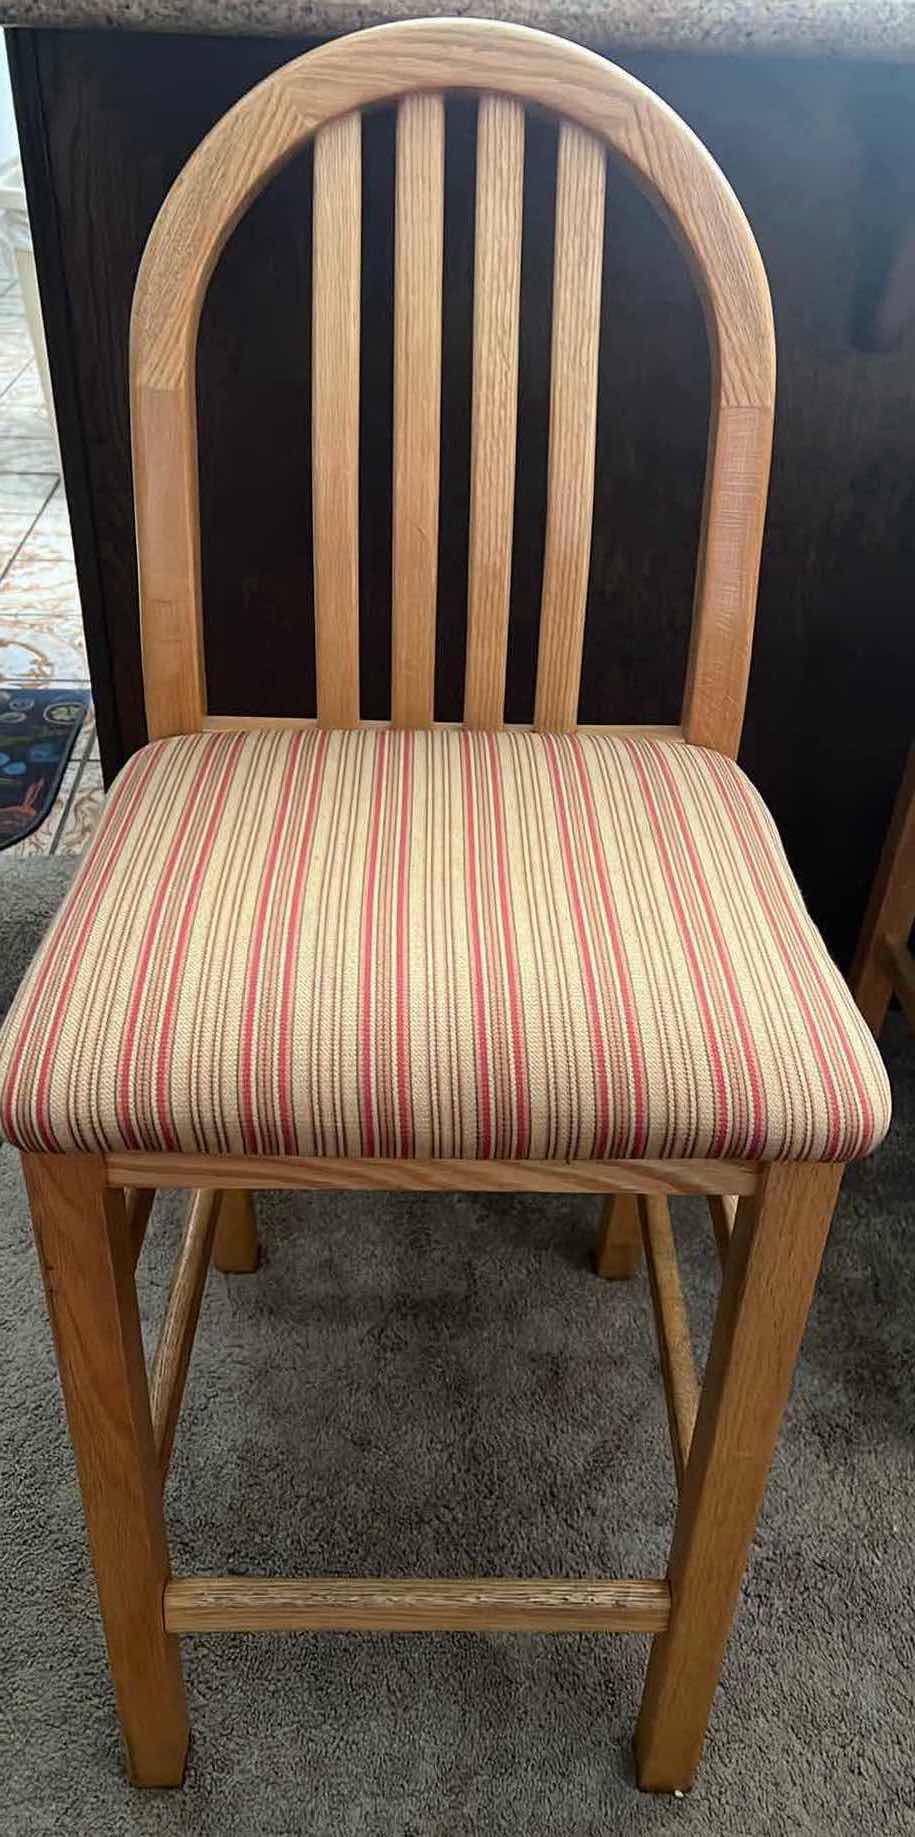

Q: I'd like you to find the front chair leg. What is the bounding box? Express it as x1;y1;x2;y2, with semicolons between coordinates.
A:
595;1194;643;1279
213;1189;260;1273
635;1160;843;1792
23;1152;189;1787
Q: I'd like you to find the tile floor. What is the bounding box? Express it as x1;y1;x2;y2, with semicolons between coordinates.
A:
0;271;102;856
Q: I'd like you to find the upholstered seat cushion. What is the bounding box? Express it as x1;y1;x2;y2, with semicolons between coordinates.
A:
0;729;890;1162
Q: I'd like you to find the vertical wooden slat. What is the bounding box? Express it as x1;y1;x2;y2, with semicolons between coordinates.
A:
463;97;524;729
392;92;445;728
312;111;362;727
534;123;605;733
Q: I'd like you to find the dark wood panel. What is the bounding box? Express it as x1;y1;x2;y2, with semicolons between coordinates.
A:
6;29;123;771
12;28;915;958
11;28;327;750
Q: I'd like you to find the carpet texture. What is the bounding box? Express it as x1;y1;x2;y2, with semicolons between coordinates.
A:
1;868;913;1835
0;856;77;1006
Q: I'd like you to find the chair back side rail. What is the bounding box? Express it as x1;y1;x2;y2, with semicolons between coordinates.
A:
130;19;775;756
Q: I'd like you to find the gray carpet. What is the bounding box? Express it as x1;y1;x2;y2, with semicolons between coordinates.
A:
2;867;914;1834
0;855;76;999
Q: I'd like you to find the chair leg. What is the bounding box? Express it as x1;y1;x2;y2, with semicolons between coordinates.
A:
634;1160;843;1793
212;1189;260;1273
22;1151;189;1787
849;741;915;1034
594;1194;643;1279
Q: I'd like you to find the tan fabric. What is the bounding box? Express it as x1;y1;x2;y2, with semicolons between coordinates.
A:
0;728;890;1161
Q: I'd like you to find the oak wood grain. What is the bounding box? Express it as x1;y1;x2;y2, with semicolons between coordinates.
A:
635;1160;843;1792
312;111;361;727
850;742;915;1033
639;1195;700;1492
165;1574;670;1634
125;1186;155;1268
23;1152;189;1786
594;1193;643;1279
105;1152;759;1198
534;123;605;732
130;384;206;739
212;1188;260;1273
130;20;775;752
149;1188;221;1482
202;715;686;738
681;402;774;755
887;937;915;1032
707;1194;737;1269
391;91;444;727
464;96;524;729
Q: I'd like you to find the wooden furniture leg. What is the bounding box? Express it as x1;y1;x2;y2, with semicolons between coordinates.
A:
125;1187;155;1265
595;1194;643;1279
213;1189;260;1273
850;742;915;1034
638;1196;699;1491
22;1152;189;1787
634;1160;843;1792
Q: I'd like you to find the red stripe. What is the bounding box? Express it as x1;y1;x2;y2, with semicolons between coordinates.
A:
237;737;309;1155
570;740;649;1157
275;731;330;1155
357;730;388;1156
22;745;170;1150
708;753;872;1158
393;733;416;1155
649;743;768;1158
154;737;246;1152
476;742;510;1153
486;732;530;1157
543;734;610;1158
0;729;885;1165
460;732;494;1159
115;739;241;1151
625;740;730;1156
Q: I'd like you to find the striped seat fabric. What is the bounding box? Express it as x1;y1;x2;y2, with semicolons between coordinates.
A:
0;728;890;1162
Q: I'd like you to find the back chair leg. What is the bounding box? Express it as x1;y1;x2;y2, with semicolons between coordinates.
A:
22;1152;189;1788
595;1194;643;1279
849;741;915;1034
213;1190;260;1273
635;1160;843;1792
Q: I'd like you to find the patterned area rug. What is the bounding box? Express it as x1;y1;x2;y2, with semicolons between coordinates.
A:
0;687;90;849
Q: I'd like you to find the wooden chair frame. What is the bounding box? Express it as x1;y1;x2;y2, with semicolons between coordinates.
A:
851;742;915;1038
21;20;846;1798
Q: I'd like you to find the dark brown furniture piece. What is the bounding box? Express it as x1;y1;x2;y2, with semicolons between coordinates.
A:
9;27;915;958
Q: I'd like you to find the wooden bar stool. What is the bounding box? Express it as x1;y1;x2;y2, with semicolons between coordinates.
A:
0;20;890;1796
